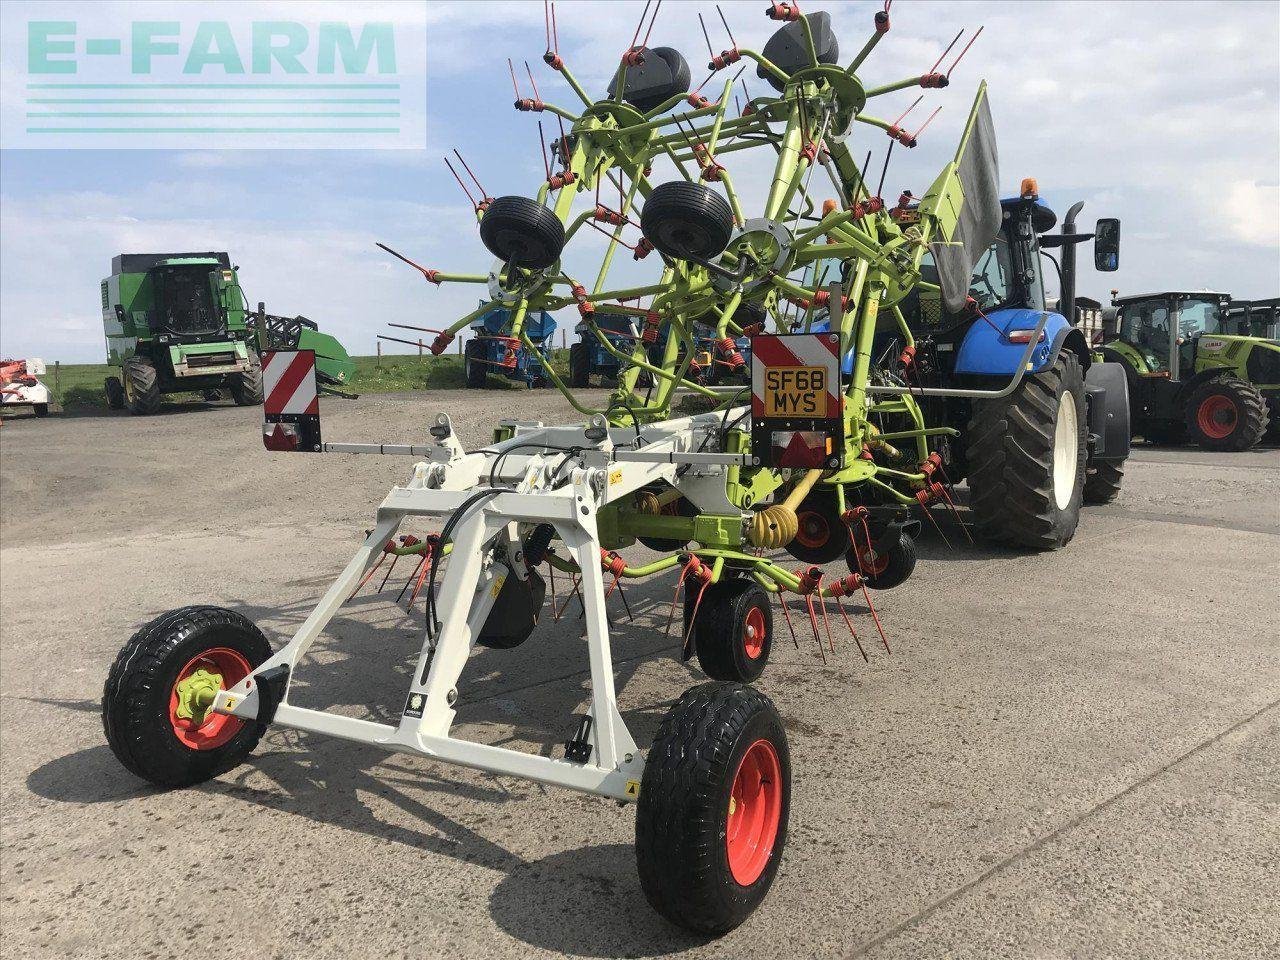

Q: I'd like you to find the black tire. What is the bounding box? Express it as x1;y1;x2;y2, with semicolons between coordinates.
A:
33;403;49;417
104;376;126;410
102;606;271;788
569;340;591;388
640;181;734;261
637;494;695;552
636;683;790;935
783;489;847;564
966;353;1087;550
479;196;565;271
1083;458;1125;504
122;355;162;415
1184;376;1268;452
229;347;263;405
846;532;916;590
464;339;489;388
690;579;772;683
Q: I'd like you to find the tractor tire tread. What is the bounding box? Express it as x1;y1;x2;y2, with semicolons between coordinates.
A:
122;355;162;415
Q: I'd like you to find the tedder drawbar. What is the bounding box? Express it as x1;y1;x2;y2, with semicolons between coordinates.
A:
100;2;1111;934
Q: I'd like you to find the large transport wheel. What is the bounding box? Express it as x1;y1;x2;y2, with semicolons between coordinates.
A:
1184;376;1268;452
464;339;489;388
1083;458;1124;504
102;606;271;788
121;355;162;415
479;196;565;271
640;181;734;261
636;683;789;935
104;376;126;410
690;579;772;684
966;354;1087;550
846;530;917;590
228;347;264;406
569;340;591;388
783;489;847;565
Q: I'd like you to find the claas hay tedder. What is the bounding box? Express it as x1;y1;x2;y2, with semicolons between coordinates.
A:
101;1;1124;934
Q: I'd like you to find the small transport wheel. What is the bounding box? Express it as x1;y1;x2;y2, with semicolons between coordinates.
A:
640;181;734;261
846;532;916;590
464;339;489;388
636;682;790;935
783;489;847;565
104;376;126;410
122;355;162;415
637;493;695;552
229;347;264;406
691;578;772;683
1083;458;1125;504
102;606;271;788
1184;376;1268;452
479;196;565;271
569;340;591;387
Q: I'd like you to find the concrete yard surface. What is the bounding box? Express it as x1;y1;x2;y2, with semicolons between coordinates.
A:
1;392;1278;960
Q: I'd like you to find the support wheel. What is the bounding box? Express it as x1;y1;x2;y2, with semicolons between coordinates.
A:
102;606;271;788
1184;377;1268;452
846;532;916;590
229;347;263;405
1083;458;1125;504
104;376;126;410
966;354;1086;550
569;340;591;388
479;196;565;270
783;490;846;564
33;403;49;417
464;339;489;388
636;683;789;935
690;579;772;683
640;181;734;261
122;355;162;415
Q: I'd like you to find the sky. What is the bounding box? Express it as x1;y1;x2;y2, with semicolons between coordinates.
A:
1;0;1278;363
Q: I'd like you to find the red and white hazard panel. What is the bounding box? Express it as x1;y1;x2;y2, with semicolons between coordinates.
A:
750;333;844;469
261;350;322;452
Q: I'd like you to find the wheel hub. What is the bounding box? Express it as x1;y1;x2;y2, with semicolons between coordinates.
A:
173;668;223;726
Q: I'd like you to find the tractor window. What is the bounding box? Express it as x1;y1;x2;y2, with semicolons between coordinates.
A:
968;237;1012;311
1119;301;1172;373
1177;297;1223;338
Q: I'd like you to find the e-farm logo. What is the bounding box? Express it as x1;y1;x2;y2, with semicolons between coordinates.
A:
0;1;426;149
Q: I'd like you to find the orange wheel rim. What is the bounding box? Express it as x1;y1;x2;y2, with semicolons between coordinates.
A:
794;511;829;549
742;606;767;660
168;647;252;750
1196;395;1237;439
726;739;783;886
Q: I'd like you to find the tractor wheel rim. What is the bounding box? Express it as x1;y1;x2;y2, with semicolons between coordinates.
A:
726;739;783;886
742;606;767;660
168;647;252;750
1052;392;1079;511
1196;394;1237;439
795;511;828;549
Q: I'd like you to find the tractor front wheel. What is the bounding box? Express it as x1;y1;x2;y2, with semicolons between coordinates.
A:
690;578;773;683
1184;377;1268;452
636;683;789;935
102;606;271;787
966;354;1087;550
229;348;264;406
122;355;162;415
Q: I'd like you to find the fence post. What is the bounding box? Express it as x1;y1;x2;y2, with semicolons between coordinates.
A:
418;339;424;359
458;335;463;355
376;340;382;368
54;360;60;400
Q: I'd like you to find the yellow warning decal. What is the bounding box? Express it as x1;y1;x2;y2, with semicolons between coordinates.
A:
624;779;640;798
609;469;624;486
490;574;507;598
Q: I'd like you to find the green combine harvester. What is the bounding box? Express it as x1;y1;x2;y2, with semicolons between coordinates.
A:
101;252;354;415
1101;290;1280;450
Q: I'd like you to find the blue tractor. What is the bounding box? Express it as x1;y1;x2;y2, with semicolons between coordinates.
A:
463;305;557;389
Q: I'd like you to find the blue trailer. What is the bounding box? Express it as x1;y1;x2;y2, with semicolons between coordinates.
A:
569;312;637;386
463;305;557;388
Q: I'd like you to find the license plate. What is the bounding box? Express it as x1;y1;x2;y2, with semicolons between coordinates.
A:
762;366;827;417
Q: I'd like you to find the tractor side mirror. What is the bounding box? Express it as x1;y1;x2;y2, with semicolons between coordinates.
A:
1094;218;1120;272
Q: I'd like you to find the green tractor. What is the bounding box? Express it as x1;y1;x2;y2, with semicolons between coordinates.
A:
1100;291;1280;450
102;253;262;415
1225;297;1279;340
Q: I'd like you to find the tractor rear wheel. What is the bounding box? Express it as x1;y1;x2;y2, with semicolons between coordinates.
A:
636;682;789;935
122;355;162;415
104;376;126;410
1083;459;1125;504
464;339;488;388
569;340;591;387
690;579;772;683
966;353;1087;550
102;606;271;788
229;348;264;406
1184;376;1268;452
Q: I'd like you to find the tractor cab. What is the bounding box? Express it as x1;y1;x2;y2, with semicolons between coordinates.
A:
1107;291;1231;379
1225;298;1280;341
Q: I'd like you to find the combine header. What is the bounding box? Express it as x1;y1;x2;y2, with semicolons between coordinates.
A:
100;1;1124;934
